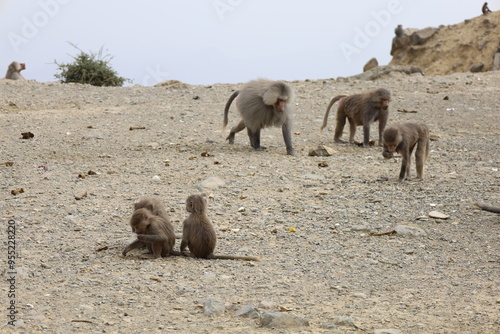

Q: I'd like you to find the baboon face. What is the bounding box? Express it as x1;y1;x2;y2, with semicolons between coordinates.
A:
385;142;398;152
383;128;401;152
132;220;149;234
274;98;286;113
373;89;391;110
380;98;390;110
130;210;151;234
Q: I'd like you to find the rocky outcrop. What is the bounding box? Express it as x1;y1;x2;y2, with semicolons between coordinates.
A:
389;11;500;75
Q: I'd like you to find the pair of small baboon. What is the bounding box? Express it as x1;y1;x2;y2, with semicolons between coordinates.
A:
122;195;259;260
223;79;429;182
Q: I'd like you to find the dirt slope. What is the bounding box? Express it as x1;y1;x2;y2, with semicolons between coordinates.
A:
390;11;500;75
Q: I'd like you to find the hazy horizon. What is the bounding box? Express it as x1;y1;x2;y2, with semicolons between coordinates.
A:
1;1;497;86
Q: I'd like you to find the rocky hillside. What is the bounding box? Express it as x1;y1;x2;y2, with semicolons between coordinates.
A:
390;11;500;75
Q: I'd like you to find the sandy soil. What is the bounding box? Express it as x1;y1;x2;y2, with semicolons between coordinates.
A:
1;71;499;333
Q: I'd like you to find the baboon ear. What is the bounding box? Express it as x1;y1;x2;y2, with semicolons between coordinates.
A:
142;213;149;220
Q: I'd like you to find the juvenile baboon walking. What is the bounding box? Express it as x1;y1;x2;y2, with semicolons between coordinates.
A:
180;195;259;261
223;79;296;155
321;88;391;147
5;61;25;80
382;123;429;182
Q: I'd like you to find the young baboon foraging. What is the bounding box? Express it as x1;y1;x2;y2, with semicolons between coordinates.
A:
382;123;429;182
122;205;179;258
180;195;259;261
5;61;26;80
223;79;296;155
321;88;391;148
474;202;500;214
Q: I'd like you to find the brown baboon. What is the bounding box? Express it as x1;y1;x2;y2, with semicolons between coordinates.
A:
482;2;492;14
133;197;169;222
382;123;429;182
474;202;500;214
395;24;403;38
321;88;391;147
5;61;26;80
180;195;259;261
122;207;180;258
223;79;296;155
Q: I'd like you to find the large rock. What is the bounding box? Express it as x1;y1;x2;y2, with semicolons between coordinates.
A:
363;58;379;72
410;27;439;45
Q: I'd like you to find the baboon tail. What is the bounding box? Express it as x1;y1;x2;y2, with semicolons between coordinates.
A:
223;90;240;128
212;254;260;261
321;95;347;131
474;202;500;214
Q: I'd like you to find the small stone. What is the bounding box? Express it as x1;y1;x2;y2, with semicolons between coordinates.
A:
470;62;484;73
352;292;367;299
374;329;402;334
394;224;427;237
428;211;450;219
331;316;355;327
308;145;336;157
198;176;225;190
351;225;369;232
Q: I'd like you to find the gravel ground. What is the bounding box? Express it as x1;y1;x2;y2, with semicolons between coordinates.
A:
1;71;499;334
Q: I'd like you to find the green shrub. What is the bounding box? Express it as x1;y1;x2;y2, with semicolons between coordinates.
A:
55;43;130;87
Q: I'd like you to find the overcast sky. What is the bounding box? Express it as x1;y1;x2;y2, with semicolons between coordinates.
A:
1;1;496;86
